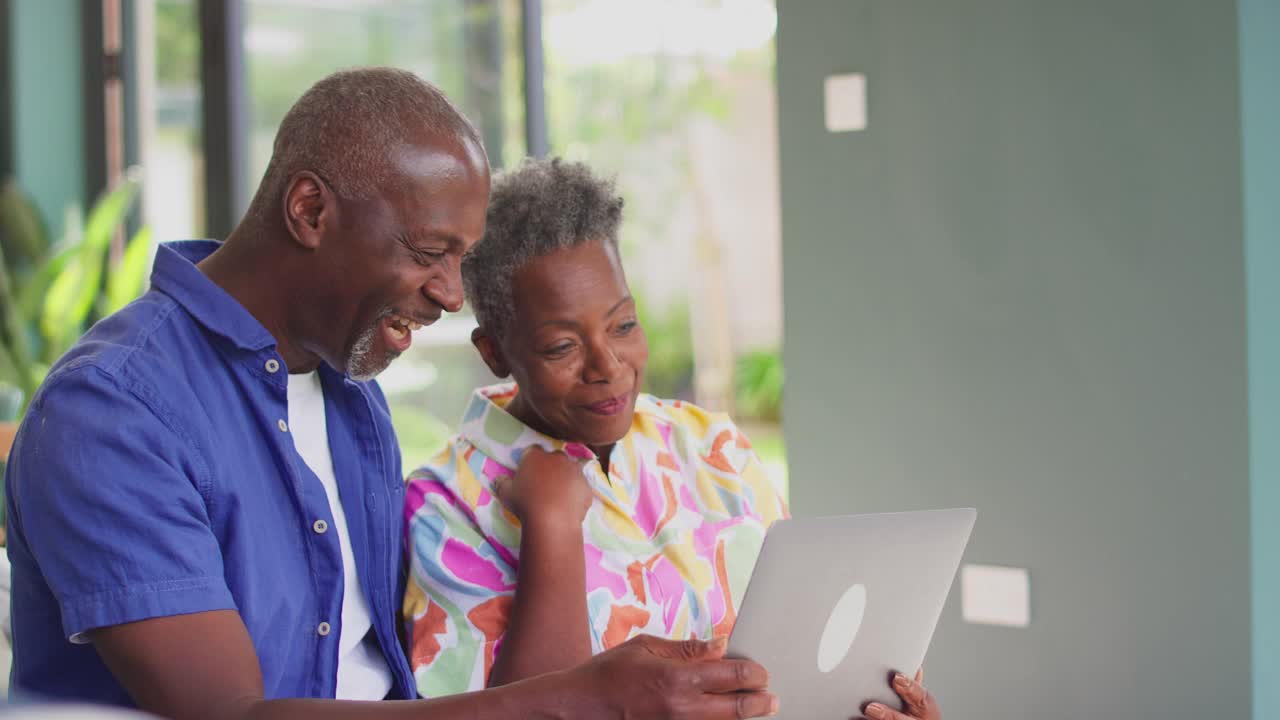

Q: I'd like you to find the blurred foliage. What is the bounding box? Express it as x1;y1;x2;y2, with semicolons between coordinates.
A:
155;0;199;86
634;292;695;401
242;0;523;170
389;398;455;468
0;175;152;414
735;349;783;422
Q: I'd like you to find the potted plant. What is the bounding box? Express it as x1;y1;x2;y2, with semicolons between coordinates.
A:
0;172;151;465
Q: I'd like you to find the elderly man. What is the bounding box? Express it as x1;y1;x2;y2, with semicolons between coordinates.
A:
3;68;775;719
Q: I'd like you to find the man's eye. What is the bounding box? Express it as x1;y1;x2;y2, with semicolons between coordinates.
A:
543;343;574;357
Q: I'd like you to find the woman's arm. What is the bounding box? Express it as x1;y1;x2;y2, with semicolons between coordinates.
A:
487;447;595;686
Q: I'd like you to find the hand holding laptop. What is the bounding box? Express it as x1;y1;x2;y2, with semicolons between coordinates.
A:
863;669;941;720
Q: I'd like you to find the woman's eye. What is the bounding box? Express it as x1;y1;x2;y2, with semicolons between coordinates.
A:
543;343;574;357
617;320;639;334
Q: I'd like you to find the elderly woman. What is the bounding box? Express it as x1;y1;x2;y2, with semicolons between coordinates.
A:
402;159;939;720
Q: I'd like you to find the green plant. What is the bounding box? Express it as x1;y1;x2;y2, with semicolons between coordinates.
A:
635;293;695;401
0;173;152;412
735;349;783;422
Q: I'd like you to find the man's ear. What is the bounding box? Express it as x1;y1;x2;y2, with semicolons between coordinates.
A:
282;171;332;250
472;327;511;378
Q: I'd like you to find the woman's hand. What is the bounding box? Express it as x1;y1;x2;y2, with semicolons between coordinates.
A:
863;670;941;720
487;446;596;686
497;446;594;530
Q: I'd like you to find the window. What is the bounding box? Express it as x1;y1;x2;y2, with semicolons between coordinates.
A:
245;0;525;181
142;0;205;241
543;0;786;491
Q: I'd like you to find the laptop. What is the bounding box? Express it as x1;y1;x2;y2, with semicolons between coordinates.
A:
726;508;976;718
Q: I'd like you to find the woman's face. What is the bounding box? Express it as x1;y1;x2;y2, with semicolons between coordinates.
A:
486;240;649;449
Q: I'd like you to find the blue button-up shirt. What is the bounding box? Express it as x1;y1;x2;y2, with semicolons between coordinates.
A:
5;241;415;704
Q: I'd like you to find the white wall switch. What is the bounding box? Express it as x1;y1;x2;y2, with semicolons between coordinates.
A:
961;564;1031;628
824;73;867;132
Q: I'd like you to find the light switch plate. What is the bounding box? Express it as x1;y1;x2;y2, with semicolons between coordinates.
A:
961;564;1031;628
824;73;867;132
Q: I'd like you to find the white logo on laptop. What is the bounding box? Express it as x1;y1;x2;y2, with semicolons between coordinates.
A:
817;583;867;673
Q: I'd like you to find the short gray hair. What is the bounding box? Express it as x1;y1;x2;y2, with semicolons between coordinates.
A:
249;67;483;215
463;157;624;337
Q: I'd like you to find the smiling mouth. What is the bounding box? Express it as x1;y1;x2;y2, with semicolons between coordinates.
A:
582;393;630;416
382;312;436;352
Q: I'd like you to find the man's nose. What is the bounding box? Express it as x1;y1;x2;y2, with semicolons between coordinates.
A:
425;269;464;313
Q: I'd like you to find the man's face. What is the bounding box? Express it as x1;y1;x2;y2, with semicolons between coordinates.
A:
314;137;490;380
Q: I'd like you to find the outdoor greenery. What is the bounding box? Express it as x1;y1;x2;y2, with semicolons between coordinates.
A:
735;348;783;422
634;294;696;401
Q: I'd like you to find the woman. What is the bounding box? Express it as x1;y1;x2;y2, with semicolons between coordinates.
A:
403;158;939;720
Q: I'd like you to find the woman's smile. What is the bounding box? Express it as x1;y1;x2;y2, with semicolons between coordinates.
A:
581;392;631;416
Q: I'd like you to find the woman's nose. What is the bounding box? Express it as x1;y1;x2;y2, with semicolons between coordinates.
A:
583;341;623;383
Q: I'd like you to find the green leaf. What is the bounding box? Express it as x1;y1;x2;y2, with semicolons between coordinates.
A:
0;177;50;270
0;241;37;400
41;245;105;360
81;178;141;255
104;226;153;314
0;342;20;388
17;242;78;324
39;177;141;361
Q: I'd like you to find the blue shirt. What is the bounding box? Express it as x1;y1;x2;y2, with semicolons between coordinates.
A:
4;241;415;703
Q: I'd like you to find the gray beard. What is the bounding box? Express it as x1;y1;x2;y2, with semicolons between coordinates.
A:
346;317;399;381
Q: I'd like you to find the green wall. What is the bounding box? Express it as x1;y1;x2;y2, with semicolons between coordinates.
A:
777;2;1251;717
1240;0;1280;714
10;0;84;241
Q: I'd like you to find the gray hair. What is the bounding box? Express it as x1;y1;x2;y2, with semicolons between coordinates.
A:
463;157;625;337
248;67;483;216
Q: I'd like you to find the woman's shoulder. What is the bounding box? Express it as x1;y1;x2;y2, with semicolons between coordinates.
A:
406;437;467;485
635;394;748;444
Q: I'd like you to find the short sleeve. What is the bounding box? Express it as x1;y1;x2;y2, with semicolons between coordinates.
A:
403;466;516;698
6;367;234;640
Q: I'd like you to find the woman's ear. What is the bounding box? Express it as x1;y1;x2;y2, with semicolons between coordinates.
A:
472;327;511;378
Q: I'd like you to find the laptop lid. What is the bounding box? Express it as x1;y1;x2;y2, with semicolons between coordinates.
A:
726;508;976;718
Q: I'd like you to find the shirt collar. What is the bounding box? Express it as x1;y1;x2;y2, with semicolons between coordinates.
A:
149;241;278;353
457;383;597;470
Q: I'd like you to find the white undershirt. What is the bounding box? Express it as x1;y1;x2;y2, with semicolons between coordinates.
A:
287;371;393;700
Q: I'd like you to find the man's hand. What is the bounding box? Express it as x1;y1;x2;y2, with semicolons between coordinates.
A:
863;669;941;720
89;612;775;720
497;446;593;528
547;634;779;719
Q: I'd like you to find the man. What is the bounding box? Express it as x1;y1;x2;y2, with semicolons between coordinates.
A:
4;68;777;719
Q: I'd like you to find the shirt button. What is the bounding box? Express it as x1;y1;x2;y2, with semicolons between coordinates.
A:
312;519;328;534
265;358;280;373
317;621;331;637
277;418;288;432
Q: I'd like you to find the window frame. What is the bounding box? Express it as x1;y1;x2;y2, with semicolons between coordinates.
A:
195;0;549;237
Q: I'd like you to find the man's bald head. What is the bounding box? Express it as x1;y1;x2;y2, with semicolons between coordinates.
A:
248;67;485;220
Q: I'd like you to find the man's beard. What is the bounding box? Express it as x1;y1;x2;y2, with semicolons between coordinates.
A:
346;310;400;381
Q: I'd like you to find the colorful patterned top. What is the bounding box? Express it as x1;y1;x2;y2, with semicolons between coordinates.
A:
402;383;789;698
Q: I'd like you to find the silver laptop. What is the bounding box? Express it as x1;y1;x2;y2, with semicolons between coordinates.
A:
726;508;976;718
